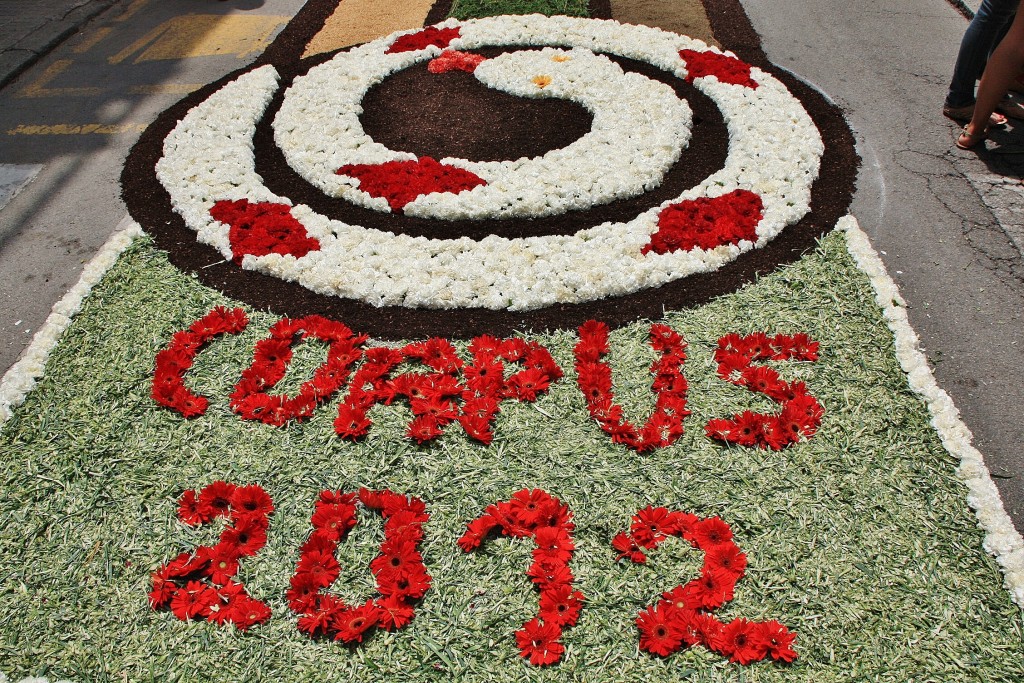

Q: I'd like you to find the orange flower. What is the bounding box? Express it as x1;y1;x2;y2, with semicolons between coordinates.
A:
532;75;552;88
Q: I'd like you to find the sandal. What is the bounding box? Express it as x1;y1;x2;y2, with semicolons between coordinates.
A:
956;124;988;150
996;95;1024;120
943;103;1008;127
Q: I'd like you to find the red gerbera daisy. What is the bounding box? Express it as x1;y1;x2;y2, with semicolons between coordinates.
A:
163;550;208;579
310;504;357;541
630;505;677;547
149;567;178;609
612;532;647;563
406;414;445;443
299;530;337;556
228;595;272;631
331;600;380;643
375;594;416;630
204;581;245;626
758;620;798;662
705;541;747;579
198;481;236;519
287;571;325;612
538;584;585;627
334;404;373;439
230;484;274;521
688;611;725;647
681;566;735;610
533;526;575;564
296;549;341;587
221;516;268;557
713;617;768;665
177;489;208;526
526;560;573;590
515;618;564;666
505;368;551;401
508;489;556;528
376;564;432;600
169;580;219;620
691;516;733;548
370;538;421;577
384;509;427;543
660;584;692;612
458;514;501;551
636;604;684;657
202;542;241;585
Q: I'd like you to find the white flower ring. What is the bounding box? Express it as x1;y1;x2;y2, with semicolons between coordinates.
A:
276;45;693;219
155;15;824;312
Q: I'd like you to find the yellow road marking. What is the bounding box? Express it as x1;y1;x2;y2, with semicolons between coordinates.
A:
304;0;435;57
115;0;150;23
17;60;103;98
128;83;203;95
109;15;288;65
72;27;114;54
7;123;148;135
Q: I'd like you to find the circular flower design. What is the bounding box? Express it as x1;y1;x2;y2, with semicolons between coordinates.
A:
153;15;823;314
278;45;692;219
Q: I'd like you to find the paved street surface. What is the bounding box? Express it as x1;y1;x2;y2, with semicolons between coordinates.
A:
1;0;1021;531
0;0;304;374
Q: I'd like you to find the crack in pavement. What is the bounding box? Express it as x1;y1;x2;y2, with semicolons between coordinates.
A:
887;144;1024;283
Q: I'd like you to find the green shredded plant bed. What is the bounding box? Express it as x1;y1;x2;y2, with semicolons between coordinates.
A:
0;231;1021;682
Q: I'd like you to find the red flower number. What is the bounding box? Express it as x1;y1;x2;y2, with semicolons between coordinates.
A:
148;481;274;630
149;488;798;668
288;488;432;642
614;506;798;664
458;489;584;666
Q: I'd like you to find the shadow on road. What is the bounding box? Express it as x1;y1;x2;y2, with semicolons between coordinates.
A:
0;0;294;372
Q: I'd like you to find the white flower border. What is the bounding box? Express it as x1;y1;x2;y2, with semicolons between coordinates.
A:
277;45;693;219
156;15;823;311
841;215;1024;608
0;216;142;428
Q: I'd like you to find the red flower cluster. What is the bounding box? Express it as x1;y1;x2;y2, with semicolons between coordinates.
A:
149;482;274;630
614;507;797;664
458;490;584;666
288;489;431;643
334;336;561;445
336;157;488;212
574;321;690;452
428;49;487;74
678;49;759;89
385;26;461;54
459;335;564;444
152;306;249;418
209;199;321;265
230;315;367;427
705;332;823;449
642;189;763;255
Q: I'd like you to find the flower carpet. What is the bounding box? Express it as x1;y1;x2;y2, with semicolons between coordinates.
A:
0;0;1022;680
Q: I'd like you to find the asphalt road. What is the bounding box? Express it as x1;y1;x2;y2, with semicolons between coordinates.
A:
1;0;1020;532
0;0;305;371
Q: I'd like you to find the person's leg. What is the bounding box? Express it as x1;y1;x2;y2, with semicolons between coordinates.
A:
946;0;1019;108
961;9;1024;145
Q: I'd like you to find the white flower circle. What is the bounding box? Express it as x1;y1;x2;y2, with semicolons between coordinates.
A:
276;45;693;219
155;15;823;311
